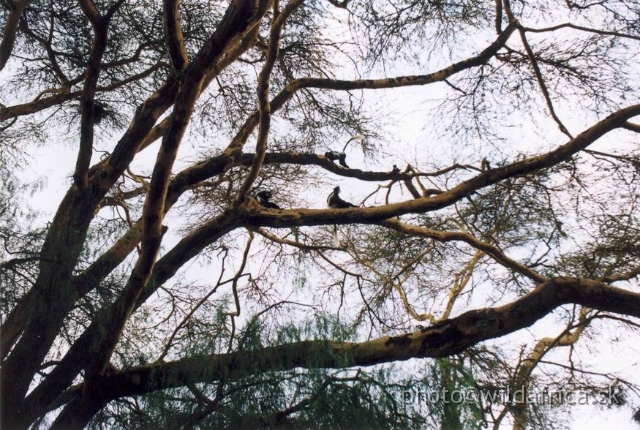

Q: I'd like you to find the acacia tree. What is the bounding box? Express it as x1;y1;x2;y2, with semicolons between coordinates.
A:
1;0;640;428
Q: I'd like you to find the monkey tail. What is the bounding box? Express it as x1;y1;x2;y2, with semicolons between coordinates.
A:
342;134;365;152
332;225;341;248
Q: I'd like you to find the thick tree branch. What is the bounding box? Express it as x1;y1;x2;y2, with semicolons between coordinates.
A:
0;62;164;122
163;0;188;71
134;25;261;153
99;1;269;375
3;74;176;380
79;3;209;385
58;98;636;366
226;22;517;152
27;211;242;430
0;0;30;70
239;103;640;228
624;121;640;133
0;91;80;122
74;0;110;189
61;0;260;345
72;278;640;401
0;219;143;360
2;2;272;426
0;76;179;419
46;213;238;429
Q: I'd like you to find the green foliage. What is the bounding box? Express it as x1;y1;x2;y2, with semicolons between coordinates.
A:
90;312;431;429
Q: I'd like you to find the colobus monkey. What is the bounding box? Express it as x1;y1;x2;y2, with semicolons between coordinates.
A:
324;135;365;169
327;185;357;249
254;190;281;209
324;151;349;168
327;186;356;208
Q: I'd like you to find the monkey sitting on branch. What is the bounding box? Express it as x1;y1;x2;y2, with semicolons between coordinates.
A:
324;134;365;169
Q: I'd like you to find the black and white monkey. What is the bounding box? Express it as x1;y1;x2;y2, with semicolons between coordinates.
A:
327;186;356;248
324;134;365;169
327;186;356;209
324;151;349;168
254;190;281;209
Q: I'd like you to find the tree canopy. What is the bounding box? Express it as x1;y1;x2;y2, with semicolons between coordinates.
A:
1;0;640;428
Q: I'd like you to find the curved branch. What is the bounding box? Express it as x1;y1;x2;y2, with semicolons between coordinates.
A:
237;0;304;199
226;22;518;151
521;22;640;42
511;309;588;429
0;91;80;122
380;219;546;283
74;0;276;383
282;23;516;92
0;60;164;124
239;103;640;229
256;228;345;252
78;277;640;401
